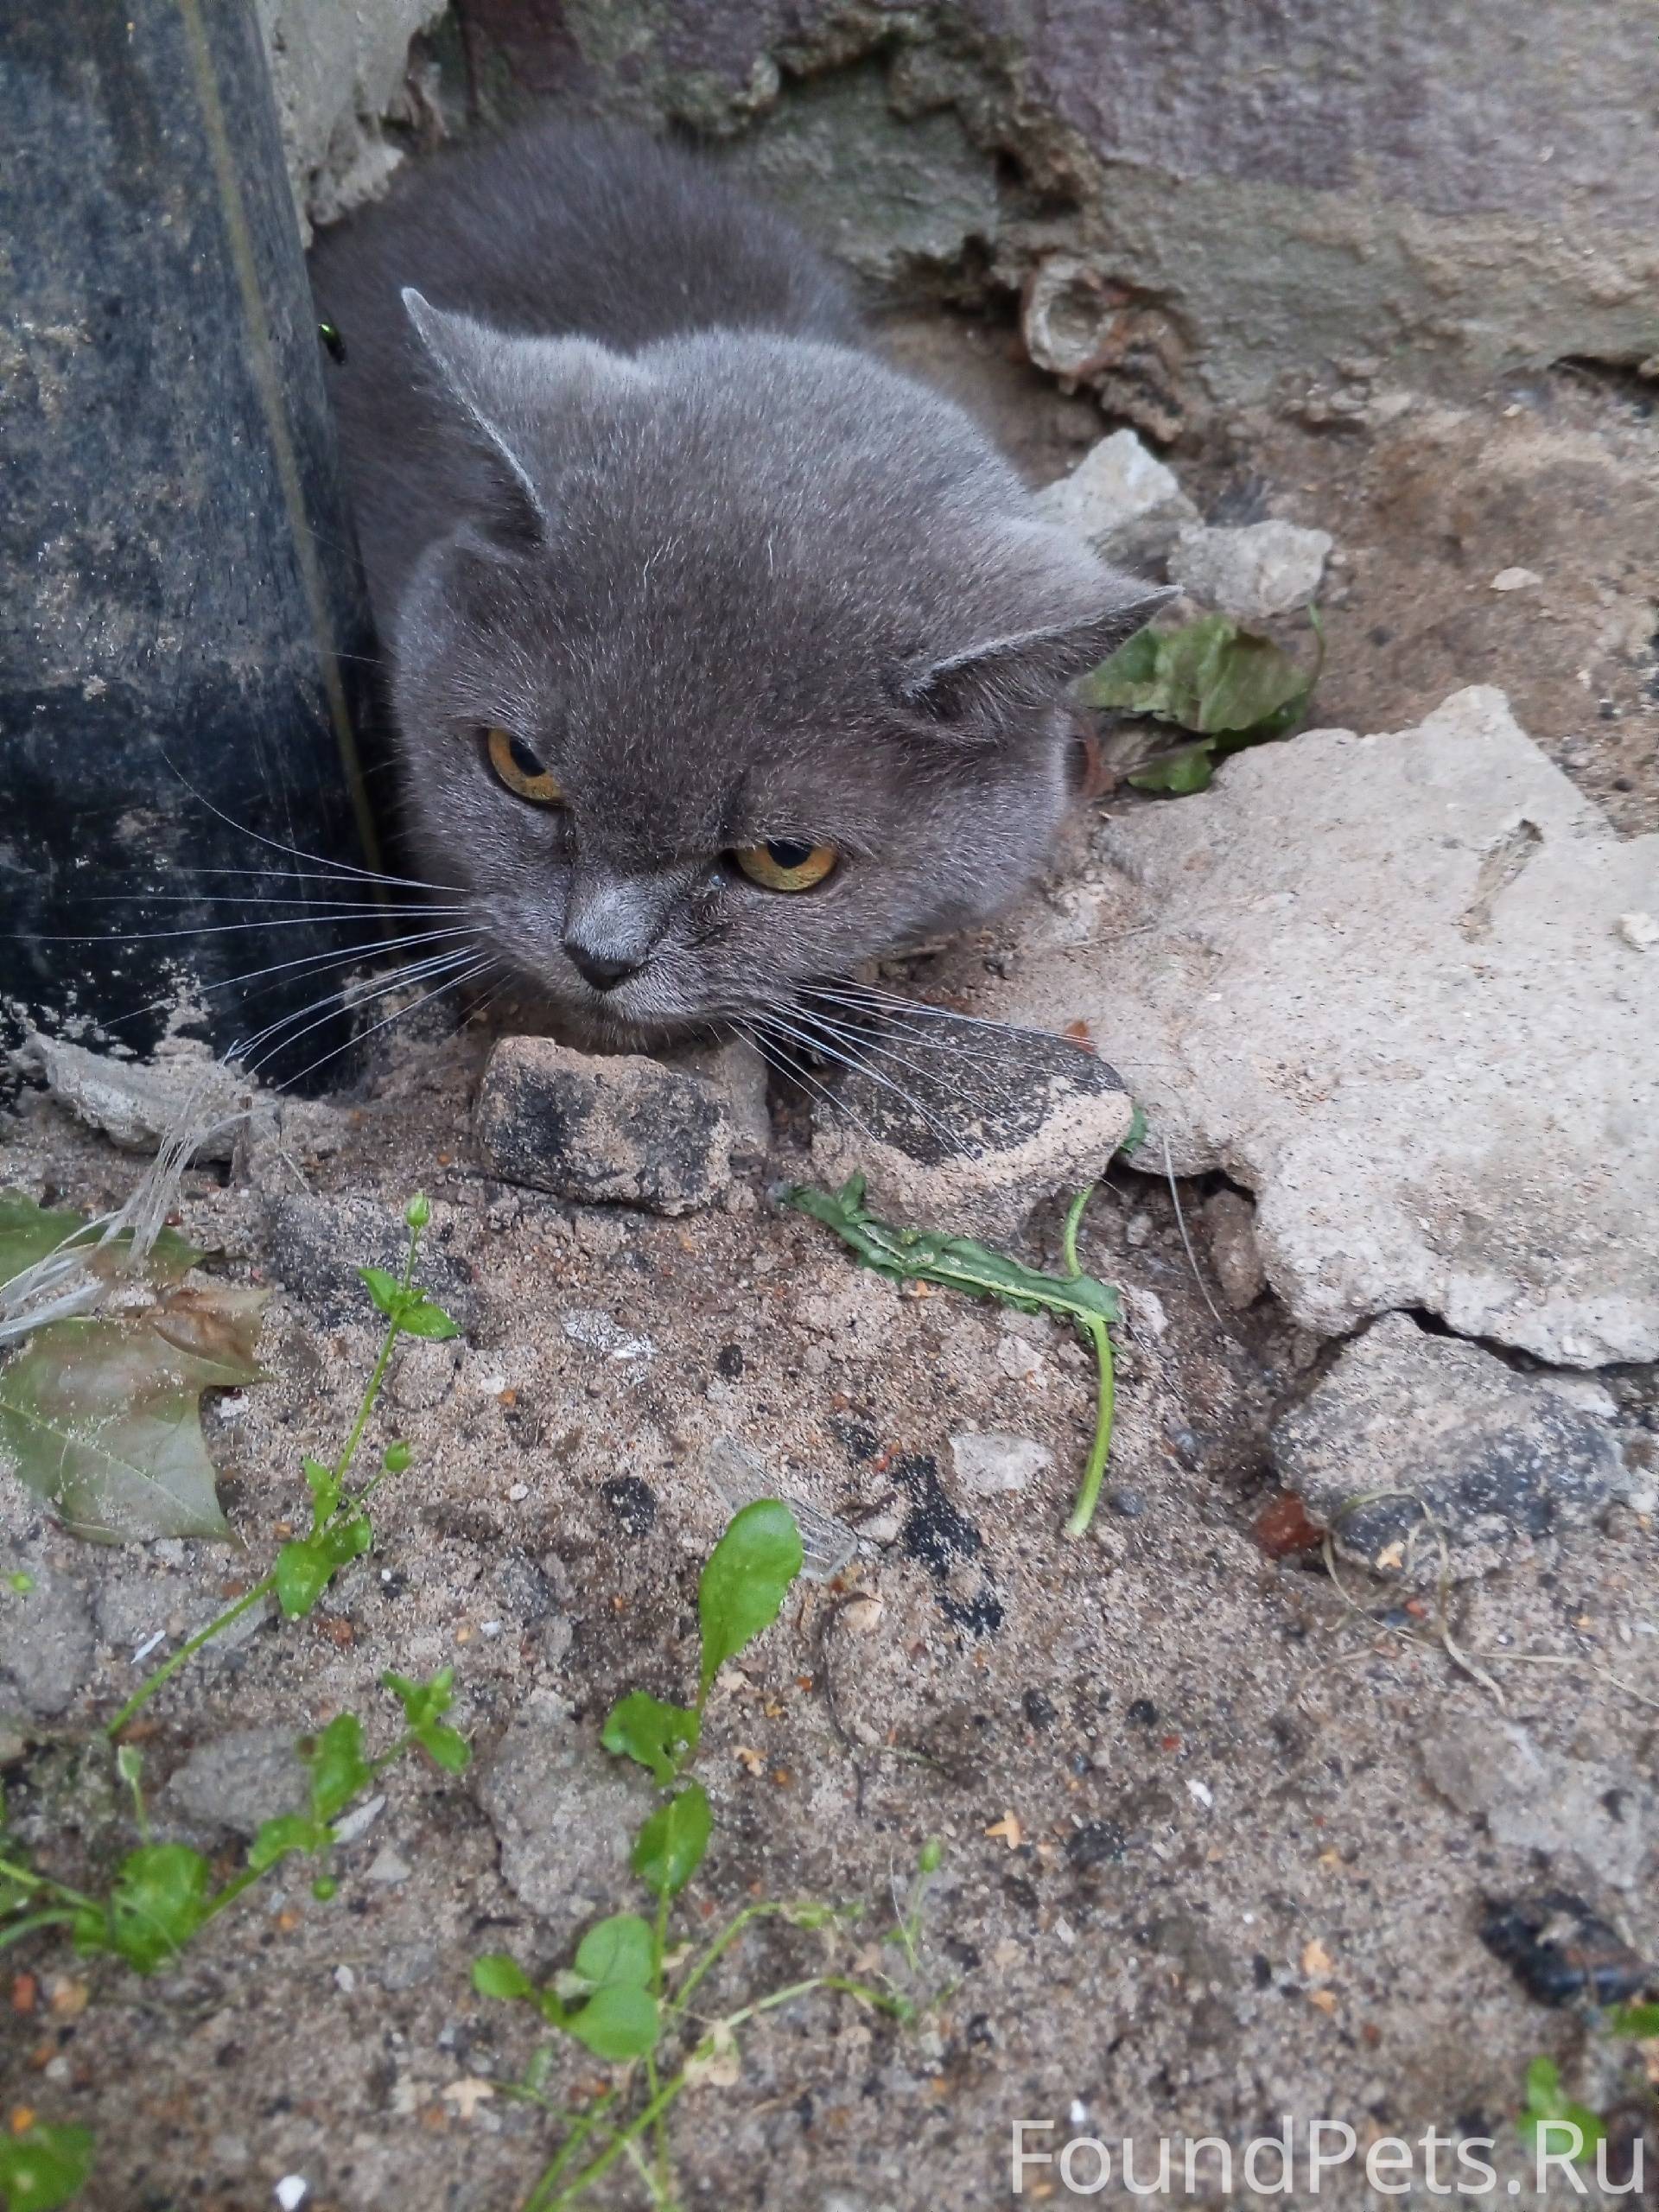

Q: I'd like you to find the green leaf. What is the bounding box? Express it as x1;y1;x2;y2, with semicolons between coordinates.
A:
76;1844;212;1974
573;1913;655;1991
601;1692;700;1785
473;1952;535;2002
302;1457;340;1520
382;1440;412;1475
0;1288;265;1543
303;1713;372;1823
563;1981;660;2063
248;1811;327;1873
1128;741;1216;794
697;1502;804;1702
1610;2001;1659;2038
0;2120;97;2210
273;1513;371;1619
393;1293;460;1342
382;1667;472;1773
356;1267;404;1318
784;1176;1122;1538
1519;2055;1605;2164
632;1783;711;1899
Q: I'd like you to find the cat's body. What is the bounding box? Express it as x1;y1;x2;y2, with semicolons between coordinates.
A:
310;123;1161;1049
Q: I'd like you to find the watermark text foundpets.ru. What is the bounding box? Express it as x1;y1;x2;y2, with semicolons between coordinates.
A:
1010;2118;1642;2197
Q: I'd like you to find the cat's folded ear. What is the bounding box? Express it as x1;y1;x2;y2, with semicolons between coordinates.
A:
896;552;1174;737
401;289;647;544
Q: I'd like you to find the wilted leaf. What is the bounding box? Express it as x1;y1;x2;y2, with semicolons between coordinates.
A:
0;1283;266;1542
0;1192;200;1294
1081;611;1324;797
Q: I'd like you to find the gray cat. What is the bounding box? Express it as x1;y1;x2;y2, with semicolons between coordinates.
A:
310;123;1162;1052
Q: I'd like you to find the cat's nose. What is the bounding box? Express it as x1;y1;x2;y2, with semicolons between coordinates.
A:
564;940;645;992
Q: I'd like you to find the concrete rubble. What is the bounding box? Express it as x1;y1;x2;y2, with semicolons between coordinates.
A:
1169;518;1332;621
943;685;1659;1365
1273;1313;1639;1584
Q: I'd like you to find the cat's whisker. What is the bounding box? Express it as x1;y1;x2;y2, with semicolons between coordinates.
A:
267;956;498;1094
156;749;448;893
137;865;467;894
808;980;1074;1048
105;924;485;1032
753;1005;967;1160
791;996;999;1085
26;912;475;945
232;943;480;1069
728;1020;887;1157
72;893;471;913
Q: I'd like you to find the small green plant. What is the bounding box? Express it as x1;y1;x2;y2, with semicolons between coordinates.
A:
474;1503;937;2210
0;2121;95;2212
0;1670;468;1976
785;1174;1121;1536
1517;2055;1606;2166
105;1192;456;1737
1080;607;1325;795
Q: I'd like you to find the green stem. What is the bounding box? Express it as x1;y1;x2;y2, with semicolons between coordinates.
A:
0;1855;99;1914
1062;1317;1116;1541
1061;1182;1092;1281
0;1910;79;1953
105;1217;423;1739
105;1576;275;1739
665;1902;783;2021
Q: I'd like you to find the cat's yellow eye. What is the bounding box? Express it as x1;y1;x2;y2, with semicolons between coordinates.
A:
733;838;838;892
486;726;563;806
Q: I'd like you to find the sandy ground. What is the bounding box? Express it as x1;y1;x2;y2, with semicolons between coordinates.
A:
3;333;1657;2212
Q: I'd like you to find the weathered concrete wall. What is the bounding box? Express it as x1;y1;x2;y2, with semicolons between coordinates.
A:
267;0;1659;426
256;0;448;233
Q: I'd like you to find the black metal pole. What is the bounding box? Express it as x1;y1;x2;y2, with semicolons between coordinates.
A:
0;0;383;1089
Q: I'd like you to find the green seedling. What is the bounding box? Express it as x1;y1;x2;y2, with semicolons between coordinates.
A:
0;1671;467;1979
475;1503;934;2210
1081;607;1325;795
785;1175;1121;1537
1517;2055;1606;2167
0;2121;95;2212
105;1192;455;1736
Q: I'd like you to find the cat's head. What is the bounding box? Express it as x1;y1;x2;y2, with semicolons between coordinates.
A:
390;292;1166;1047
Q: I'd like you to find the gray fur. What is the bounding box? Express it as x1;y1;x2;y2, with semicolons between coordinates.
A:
310;122;1165;1045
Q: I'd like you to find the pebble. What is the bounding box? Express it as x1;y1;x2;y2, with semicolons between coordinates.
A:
950;1431;1054;1496
1170;518;1332;621
1491;566;1542;590
1617;910;1658;951
365;1847;412;1885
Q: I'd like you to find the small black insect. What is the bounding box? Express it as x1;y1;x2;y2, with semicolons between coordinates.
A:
318;319;347;365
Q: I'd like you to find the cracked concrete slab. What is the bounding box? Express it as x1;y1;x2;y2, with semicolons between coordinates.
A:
937;686;1659;1363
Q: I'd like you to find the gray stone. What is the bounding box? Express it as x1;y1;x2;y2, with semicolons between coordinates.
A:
165;1727;308;1837
1421;1719;1654;1892
0;1565;95;1719
1169;520;1332;621
1202;1192;1266;1310
944;688;1659;1363
1030;430;1198;570
476;1038;737;1216
476;1691;655;1934
950;1432;1054;1497
1273;1314;1633;1584
810;1014;1135;1243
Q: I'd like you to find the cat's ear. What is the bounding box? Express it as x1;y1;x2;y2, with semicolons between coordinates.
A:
401;288;646;539
898;572;1175;735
